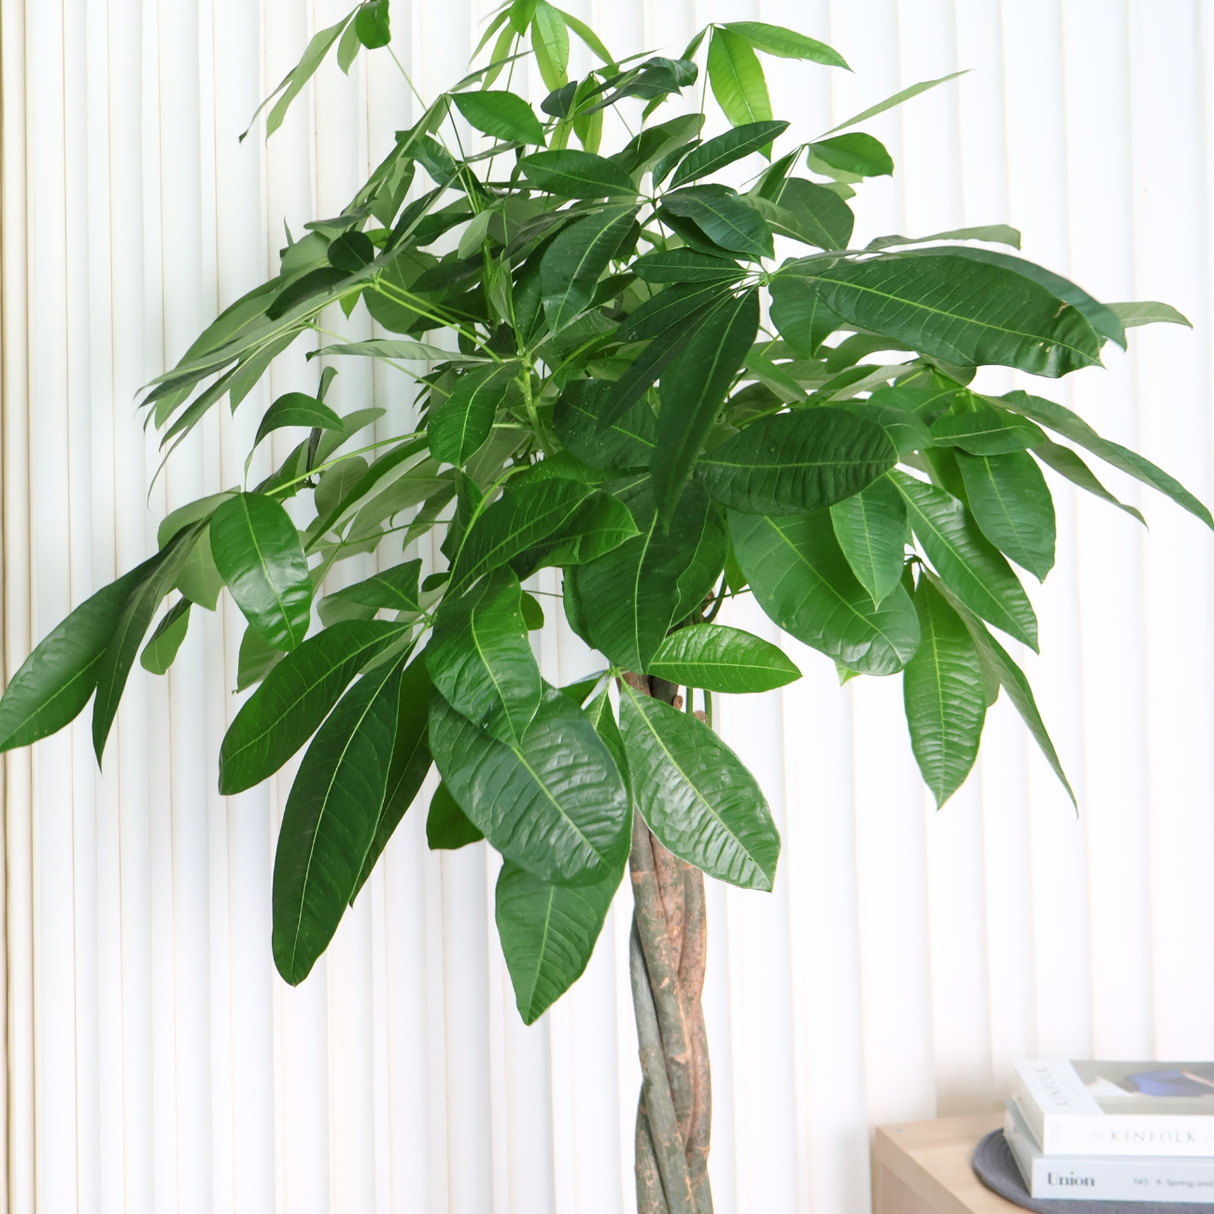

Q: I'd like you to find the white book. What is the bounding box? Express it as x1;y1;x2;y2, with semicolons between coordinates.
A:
1015;1061;1214;1157
1004;1100;1214;1203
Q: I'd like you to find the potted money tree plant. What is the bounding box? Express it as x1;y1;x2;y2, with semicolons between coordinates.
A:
0;3;1203;1210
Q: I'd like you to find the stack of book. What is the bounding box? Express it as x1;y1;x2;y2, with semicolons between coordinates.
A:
1006;1061;1214;1203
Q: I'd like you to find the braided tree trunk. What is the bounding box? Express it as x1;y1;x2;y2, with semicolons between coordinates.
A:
624;673;712;1214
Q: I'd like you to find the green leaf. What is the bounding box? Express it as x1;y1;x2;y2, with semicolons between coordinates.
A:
531;2;570;90
329;560;422;612
647;623;800;692
316;338;461;361
866;225;1021;251
632;249;745;285
519;149;639;197
555;7;614;64
272;658;404;984
829;476;908;606
955;450;1056;581
619;685;779;889
653;288;759;520
730;510;920;674
707;27;773;129
575;480;715;671
554;380;656;468
354;0;390;48
672;502;728;622
337;19;362;73
593;322;698;432
219;620;409;794
427;781;486;849
888;470;1038;650
768;276;842;355
1031;439;1145;526
497;858;622;1023
521;592;545;631
1107;300;1192;329
807;133;893;178
0;552;161;751
426;568;542;745
721;21;848;67
513;489;641;574
236;626;285;691
254;392;343;449
928;405;1045;454
139;598;192;675
352;653;433;897
429;363;517;466
509;0;538;36
1002;390;1213;530
795;255;1102;377
840;400;931;460
820;70;967;136
174;524;222;610
662;186;773;260
430;686;630;885
744;179;854;250
923;569;1075;805
210;493;313;651
450;90;546;145
540;204;639;332
617;281;729;343
902;576;986;807
669;121;789;188
695;408;897;514
315;458;368;519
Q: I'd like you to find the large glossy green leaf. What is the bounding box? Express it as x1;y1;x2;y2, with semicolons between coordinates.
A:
519;149;639;196
632;249;746;285
745;179;855;250
889;470;1038;650
669;121;789;188
730;510;920;674
450;90;545;145
540;204;639;332
619;685;779;889
430;687;630;885
272;658;404;984
768;276;842;356
1001;390;1214;530
1031;440;1145;526
662;187;773;260
575;480;714;671
92;523;207;762
903;576;986;807
707;27;772;128
254;392;343;449
794;256;1102;376
329;559;422;612
553;380;656;468
928;405;1044;454
211;493;313;651
219;620;409;794
955;450;1056;581
721;21;849;68
829;475;908;606
647;624;800;692
653;288;759;520
695;408;896;514
426;568;541;745
429;363;517;466
352;652;433;898
496;859;622;1024
0;551;162;751
923;569;1075;804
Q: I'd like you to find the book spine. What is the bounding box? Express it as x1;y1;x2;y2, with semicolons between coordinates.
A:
1027;1155;1214;1201
1044;1116;1214;1158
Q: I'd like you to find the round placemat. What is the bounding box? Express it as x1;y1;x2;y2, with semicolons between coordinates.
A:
971;1129;1214;1213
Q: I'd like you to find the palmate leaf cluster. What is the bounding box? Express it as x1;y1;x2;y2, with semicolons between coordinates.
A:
0;1;1203;1022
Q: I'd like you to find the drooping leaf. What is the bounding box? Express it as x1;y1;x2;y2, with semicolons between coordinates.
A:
729;510;920;675
695;408;897;514
254;392;343;449
219;620;409;794
619;685;779;889
450;90;546;145
1031;439;1145;526
236;626;285;692
744;179;854;250
1107;300;1192;329
553;379;656;468
139;598;192;675
820;70;967;136
429;363;517;466
721;21;849;68
902;575;986;807
795;255;1102;377
519;149;639;197
807;133;893;178
647;623;801;693
888;470;1038;650
429;687;630;885
707;27;773;129
210;493;313;651
329;559;422;612
928;405;1045;454
427;781;486;849
496;858;622;1023
653;288;759;520
426;567;542;745
829;475;908;606
955;450;1056;581
593;323;697;432
662;186;774;260
272;658;404;984
669;121;789;188
540;204;639;332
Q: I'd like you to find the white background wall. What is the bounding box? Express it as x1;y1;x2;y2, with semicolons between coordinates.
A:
3;1;1214;1212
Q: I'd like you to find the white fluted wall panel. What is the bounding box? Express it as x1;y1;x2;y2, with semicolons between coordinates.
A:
4;3;1214;1213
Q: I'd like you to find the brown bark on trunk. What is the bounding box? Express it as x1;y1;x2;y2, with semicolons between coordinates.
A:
625;673;713;1214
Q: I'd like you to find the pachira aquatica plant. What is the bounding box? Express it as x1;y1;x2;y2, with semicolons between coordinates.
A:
1;2;1205;1210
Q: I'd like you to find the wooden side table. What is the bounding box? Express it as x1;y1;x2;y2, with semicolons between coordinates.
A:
873;1113;1020;1213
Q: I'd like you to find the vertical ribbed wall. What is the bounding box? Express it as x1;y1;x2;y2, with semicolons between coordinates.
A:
2;2;1213;1212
